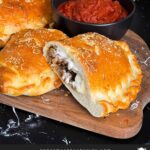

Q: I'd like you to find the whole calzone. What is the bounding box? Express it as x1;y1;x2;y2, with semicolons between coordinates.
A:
0;0;52;47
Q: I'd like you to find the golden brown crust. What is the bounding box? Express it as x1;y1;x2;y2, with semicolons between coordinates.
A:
0;29;67;96
0;0;52;47
56;33;143;116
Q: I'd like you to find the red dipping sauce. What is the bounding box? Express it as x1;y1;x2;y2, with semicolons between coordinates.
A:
58;0;128;24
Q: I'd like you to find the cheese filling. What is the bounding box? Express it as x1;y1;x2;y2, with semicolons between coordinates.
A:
47;46;85;93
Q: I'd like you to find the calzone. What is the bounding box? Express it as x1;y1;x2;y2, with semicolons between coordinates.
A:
0;29;67;96
43;32;143;117
0;0;52;47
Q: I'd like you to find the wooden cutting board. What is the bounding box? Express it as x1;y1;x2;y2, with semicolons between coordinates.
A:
0;30;150;139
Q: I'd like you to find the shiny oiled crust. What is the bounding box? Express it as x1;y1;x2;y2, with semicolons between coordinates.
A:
0;29;67;96
54;33;143;116
0;0;52;47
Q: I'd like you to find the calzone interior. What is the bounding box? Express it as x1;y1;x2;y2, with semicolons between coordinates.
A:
0;29;67;96
43;32;143;117
0;0;52;47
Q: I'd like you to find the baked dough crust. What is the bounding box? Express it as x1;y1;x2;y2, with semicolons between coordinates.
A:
0;29;67;96
0;0;52;47
44;32;143;117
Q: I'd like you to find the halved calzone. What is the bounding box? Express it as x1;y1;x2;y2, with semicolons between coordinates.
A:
43;32;143;117
0;0;52;47
0;29;67;96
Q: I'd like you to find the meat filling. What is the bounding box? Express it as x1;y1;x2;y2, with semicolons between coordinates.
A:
47;46;81;91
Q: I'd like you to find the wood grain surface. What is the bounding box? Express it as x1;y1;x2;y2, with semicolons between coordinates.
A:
0;30;150;139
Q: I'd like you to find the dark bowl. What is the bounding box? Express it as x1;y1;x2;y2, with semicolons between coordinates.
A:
52;0;135;40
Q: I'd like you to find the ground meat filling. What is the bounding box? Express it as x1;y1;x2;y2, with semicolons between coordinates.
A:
48;46;78;89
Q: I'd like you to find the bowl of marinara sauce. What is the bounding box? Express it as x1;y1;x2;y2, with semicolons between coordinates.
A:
52;0;135;40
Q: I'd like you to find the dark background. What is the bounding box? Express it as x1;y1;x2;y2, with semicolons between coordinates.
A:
0;0;150;145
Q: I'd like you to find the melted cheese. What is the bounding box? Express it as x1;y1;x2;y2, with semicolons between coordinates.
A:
54;48;85;94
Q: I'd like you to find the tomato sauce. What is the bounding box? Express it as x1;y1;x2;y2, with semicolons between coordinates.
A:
58;0;128;24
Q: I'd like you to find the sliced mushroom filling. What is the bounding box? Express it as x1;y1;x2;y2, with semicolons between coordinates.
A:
47;46;85;93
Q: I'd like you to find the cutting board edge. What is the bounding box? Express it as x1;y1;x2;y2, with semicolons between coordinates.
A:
0;95;144;139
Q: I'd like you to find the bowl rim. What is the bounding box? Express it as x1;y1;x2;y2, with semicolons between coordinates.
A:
51;0;136;26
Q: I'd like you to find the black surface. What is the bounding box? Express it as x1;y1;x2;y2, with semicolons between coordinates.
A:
0;1;150;144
